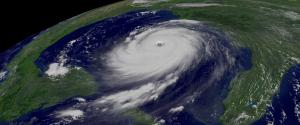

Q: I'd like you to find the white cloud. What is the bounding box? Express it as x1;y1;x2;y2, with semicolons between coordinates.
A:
56;109;84;119
74;97;86;103
132;0;168;4
52;109;85;125
45;63;69;78
154;119;166;125
283;11;300;21
105;20;203;85
234;112;251;123
95;76;178;110
175;3;233;8
169;106;184;113
0;71;8;81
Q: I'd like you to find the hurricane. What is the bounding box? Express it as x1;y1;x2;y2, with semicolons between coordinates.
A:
93;19;237;112
102;20;204;85
16;10;251;125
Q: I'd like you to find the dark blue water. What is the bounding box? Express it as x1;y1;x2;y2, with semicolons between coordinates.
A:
141;31;252;125
0;33;39;83
35;10;177;72
253;64;300;125
11;10;179;124
5;10;254;125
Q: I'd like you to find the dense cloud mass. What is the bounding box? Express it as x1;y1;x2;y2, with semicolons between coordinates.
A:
102;20;205;86
93;19;238;112
14;10;251;125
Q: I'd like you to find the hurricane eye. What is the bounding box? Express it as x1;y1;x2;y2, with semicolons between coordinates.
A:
155;41;165;47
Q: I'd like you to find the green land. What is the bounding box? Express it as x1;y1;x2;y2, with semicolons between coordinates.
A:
0;0;300;125
0;1;132;120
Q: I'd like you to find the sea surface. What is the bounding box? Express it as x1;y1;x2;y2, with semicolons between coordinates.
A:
3;10;253;125
253;64;300;125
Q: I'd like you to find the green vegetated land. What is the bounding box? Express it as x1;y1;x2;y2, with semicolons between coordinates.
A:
1;0;300;125
163;0;300;124
125;109;155;125
0;1;132;121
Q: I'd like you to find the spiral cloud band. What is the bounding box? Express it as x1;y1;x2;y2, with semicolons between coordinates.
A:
103;20;204;85
26;10;251;125
91;20;210;112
